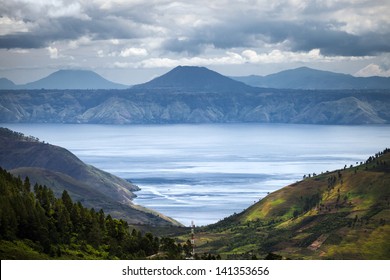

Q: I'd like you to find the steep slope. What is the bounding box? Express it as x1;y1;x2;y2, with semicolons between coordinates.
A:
22;70;128;89
0;127;180;226
0;167;180;259
134;66;253;92
232;67;390;89
196;149;390;259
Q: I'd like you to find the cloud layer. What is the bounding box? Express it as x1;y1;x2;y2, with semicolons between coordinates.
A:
0;0;389;81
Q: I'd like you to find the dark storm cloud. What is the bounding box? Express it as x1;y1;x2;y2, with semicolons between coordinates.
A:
1;0;389;58
291;27;390;56
0;15;148;49
160;16;390;57
0;18;85;49
0;1;157;49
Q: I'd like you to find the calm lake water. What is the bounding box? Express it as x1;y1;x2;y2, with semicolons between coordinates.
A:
3;123;390;226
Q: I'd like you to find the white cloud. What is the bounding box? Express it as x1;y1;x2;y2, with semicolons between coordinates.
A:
355;63;390;77
97;50;104;58
241;49;368;64
47;46;59;59
11;49;30;54
119;47;148;57
111;48;371;70
138;52;244;68
47;2;89;19
113;61;132;68
0;16;29;35
68;36;92;49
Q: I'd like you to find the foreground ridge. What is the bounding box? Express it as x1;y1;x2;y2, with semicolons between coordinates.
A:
191;148;390;259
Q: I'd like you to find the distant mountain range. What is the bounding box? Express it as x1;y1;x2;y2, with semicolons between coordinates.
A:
0;127;180;226
0;70;128;90
232;67;390;89
1;66;390;90
1;66;390;125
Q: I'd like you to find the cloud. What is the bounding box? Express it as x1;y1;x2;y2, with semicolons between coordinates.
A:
0;1;159;49
120;47;148;57
0;0;389;70
159;14;390;57
47;46;59;59
355;63;390;77
129;48;367;69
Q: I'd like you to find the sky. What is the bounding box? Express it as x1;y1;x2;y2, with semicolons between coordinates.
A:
1;0;390;85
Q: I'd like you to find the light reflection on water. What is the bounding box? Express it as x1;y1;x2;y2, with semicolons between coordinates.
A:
3;123;390;226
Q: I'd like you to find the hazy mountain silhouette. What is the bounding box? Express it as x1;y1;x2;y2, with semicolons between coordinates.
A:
0;78;16;90
232;67;390;89
20;70;128;90
134;65;253;92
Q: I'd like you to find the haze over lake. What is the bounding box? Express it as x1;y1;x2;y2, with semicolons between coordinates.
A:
3;123;390;226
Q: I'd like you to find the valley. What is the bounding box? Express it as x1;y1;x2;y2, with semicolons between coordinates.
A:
1;65;389;260
176;149;390;259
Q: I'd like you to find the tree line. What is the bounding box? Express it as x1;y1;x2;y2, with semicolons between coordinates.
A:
0;167;184;259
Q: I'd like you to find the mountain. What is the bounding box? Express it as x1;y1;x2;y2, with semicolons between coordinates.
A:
134;66;253;92
0;127;180;226
0;78;16;90
1;66;390;125
232;67;390;89
194;149;390;259
1;87;389;125
21;70;128;89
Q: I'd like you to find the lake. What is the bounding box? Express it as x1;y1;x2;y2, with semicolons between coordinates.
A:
3;123;390;226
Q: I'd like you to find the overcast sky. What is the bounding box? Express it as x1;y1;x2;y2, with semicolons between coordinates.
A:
1;0;390;85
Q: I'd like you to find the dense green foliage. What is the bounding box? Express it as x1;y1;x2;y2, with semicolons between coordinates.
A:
0;167;181;259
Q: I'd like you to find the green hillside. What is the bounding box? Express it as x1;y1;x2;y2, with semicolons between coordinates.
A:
0;127;180;226
0;167;186;259
191;149;390;259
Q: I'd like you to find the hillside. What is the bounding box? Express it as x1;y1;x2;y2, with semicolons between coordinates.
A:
0;127;180;226
1;75;390;125
190;149;390;259
0;167;185;259
232;67;390;89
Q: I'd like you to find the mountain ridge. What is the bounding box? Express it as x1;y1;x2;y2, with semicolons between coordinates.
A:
232;67;390;89
0;70;128;90
0;127;180;226
133;65;253;92
2;66;389;90
1;66;390;125
0;77;16;89
193;149;390;259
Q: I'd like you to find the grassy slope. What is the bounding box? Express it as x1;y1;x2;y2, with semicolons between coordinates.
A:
190;151;390;259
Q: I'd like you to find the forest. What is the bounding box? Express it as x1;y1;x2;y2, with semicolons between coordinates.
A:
0;167;189;259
